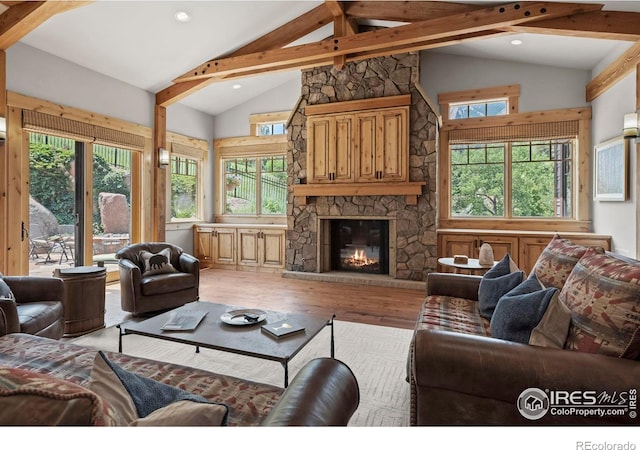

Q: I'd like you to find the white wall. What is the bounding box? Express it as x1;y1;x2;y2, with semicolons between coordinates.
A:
213;77;301;139
420;51;591;114
591;72;637;257
7;42;216;254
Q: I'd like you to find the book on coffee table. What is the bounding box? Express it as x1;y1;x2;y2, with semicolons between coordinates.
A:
261;320;305;338
161;310;207;331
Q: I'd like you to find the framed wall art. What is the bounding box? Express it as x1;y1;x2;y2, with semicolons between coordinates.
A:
594;136;629;201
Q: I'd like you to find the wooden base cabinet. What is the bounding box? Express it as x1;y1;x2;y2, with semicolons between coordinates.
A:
438;230;611;275
194;224;285;272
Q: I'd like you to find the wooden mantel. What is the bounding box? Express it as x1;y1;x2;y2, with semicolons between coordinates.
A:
292;181;426;205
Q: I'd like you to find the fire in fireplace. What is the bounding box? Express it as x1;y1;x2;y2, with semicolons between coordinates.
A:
330;219;389;275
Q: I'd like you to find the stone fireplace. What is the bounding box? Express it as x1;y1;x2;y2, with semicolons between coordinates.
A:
286;52;438;282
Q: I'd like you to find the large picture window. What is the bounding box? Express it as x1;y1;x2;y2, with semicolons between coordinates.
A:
167;136;207;222
451;139;573;218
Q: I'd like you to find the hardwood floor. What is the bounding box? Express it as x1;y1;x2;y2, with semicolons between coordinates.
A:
199;268;426;329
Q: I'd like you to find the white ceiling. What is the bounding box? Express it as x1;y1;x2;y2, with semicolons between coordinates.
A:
16;1;640;117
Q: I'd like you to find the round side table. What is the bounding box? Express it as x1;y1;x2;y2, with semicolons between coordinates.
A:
438;257;496;274
54;266;107;337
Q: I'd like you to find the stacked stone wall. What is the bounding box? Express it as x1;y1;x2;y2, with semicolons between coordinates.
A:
286;52;438;281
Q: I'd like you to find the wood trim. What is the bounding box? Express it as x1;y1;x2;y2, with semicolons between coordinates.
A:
0;49;5;274
249;111;289;135
438;219;591;233
438;84;520;104
7;91;153;139
153;105;166;242
441;107;591;131
438;129;450;222
293;181;425;201
576;118;590;222
214;134;287;149
166;131;208;152
304;94;411;116
4;106;22;274
586;41;640;102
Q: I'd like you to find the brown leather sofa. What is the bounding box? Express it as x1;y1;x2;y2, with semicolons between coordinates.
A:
409;272;640;425
0;276;64;339
116;242;199;317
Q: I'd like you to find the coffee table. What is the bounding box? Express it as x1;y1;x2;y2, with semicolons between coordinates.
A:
117;302;334;387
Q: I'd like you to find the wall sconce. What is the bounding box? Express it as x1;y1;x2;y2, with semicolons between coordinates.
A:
0;117;6;141
158;147;170;168
623;113;639;139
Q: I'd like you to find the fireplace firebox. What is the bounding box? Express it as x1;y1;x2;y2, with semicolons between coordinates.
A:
329;219;389;275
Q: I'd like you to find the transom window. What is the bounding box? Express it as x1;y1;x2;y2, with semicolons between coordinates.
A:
449;99;508;120
258;122;286;136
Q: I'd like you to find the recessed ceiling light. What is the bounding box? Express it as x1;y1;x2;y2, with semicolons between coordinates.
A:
510;39;523;46
174;11;191;23
232;84;242;90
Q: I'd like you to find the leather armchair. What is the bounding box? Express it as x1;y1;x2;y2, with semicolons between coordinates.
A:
0;276;64;339
116;242;199;317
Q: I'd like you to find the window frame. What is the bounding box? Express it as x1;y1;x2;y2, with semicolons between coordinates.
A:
438;85;592;232
214;134;288;225
165;132;208;224
249;111;289;136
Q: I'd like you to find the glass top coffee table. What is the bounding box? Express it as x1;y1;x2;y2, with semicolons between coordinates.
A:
117;301;334;387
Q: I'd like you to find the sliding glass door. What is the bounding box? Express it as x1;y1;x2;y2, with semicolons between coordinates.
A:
28;133;133;279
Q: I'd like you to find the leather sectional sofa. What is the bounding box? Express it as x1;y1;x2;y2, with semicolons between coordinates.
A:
409;236;640;425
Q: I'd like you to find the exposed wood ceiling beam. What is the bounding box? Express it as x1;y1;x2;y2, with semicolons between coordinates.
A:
174;2;602;83
586;41;640;102
157;3;333;107
325;1;358;70
342;1;482;22
507;10;640;40
0;1;89;50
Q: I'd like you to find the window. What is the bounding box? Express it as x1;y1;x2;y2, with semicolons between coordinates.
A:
167;136;207;222
451;139;573;218
438;84;591;229
249;111;289;136
214;131;288;223
449;99;508;120
258;122;286;136
223;155;286;215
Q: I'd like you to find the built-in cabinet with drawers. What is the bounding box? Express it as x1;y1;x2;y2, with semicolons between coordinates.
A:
194;224;286;272
437;229;612;275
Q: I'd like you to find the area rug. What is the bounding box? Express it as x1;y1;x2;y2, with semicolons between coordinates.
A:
72;320;414;427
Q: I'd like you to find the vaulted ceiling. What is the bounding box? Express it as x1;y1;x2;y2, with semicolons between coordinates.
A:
2;1;640;116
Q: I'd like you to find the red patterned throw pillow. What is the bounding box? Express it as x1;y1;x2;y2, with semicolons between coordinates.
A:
530;234;604;290
560;249;640;359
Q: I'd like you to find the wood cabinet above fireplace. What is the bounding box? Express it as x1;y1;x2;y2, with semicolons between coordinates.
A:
294;94;425;205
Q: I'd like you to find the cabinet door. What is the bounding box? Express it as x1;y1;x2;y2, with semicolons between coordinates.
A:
307;117;332;183
519;236;551;275
237;228;260;266
194;229;213;264
439;233;476;272
332;115;353;182
377;108;407;181
212;228;236;265
261;229;286;269
307;115;353;183
355;113;377;181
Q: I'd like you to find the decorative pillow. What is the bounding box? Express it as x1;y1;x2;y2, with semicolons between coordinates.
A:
140;248;178;276
560;249;640;359
490;275;559;344
0;274;15;300
478;253;524;319
529;292;572;349
529;234;604;290
89;351;229;426
0;366;115;426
